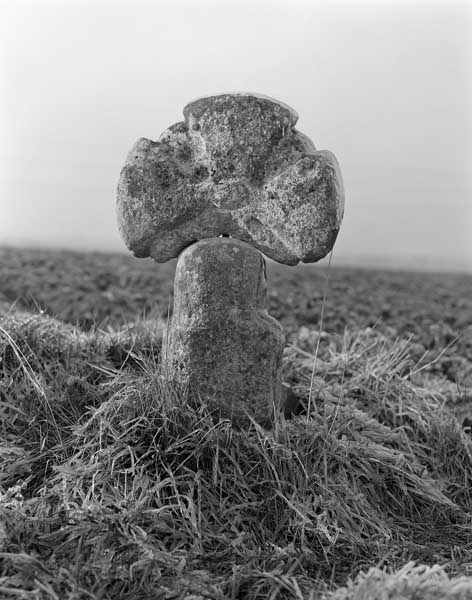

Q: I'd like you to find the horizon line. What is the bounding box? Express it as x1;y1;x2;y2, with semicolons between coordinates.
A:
1;241;470;276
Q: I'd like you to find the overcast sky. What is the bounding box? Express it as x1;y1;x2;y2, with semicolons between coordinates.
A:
0;0;471;271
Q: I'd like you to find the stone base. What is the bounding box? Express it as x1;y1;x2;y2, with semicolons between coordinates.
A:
162;238;284;426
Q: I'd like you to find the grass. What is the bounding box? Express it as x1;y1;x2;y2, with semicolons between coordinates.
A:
0;247;471;599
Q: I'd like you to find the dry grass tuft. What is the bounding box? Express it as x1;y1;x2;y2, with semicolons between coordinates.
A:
1;303;471;598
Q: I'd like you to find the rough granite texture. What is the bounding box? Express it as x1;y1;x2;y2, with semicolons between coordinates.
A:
117;93;344;265
162;238;284;426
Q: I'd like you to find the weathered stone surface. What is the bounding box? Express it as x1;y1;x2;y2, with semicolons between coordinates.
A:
162;238;284;425
117;93;344;265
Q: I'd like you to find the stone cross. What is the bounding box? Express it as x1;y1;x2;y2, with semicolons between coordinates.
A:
117;93;344;425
